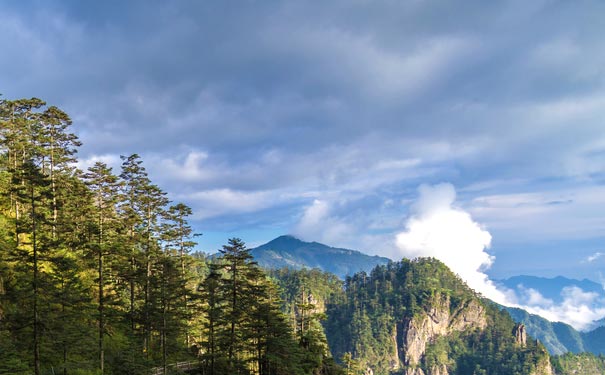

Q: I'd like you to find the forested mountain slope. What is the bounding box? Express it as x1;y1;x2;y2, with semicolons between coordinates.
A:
323;259;553;375
250;235;390;278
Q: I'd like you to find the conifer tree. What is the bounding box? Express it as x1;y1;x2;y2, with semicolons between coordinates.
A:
84;162;121;374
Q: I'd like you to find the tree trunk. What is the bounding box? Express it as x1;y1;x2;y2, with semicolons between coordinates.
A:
32;183;40;375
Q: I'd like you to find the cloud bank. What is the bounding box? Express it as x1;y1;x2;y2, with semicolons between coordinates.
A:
395;183;605;331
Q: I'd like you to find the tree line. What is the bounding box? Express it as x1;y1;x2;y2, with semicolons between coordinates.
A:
0;96;342;375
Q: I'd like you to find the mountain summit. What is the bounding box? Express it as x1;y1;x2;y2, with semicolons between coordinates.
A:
250;235;390;278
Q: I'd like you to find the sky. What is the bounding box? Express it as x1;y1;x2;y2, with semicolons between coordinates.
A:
2;0;605;311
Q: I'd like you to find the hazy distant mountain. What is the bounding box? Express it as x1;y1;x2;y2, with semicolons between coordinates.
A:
497;275;605;355
250;235;390;278
498;275;604;304
505;306;584;355
505;306;605;356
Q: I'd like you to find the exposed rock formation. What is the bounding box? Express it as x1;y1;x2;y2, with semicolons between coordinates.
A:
402;293;487;368
405;368;426;375
404;365;448;375
531;351;554;375
514;323;527;347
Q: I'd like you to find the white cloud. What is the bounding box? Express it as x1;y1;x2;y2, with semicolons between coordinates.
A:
394;183;605;331
395;183;511;304
76;153;122;171
586;252;604;263
183;189;286;220
520;286;605;331
158;150;212;182
516;285;554;307
293;199;354;246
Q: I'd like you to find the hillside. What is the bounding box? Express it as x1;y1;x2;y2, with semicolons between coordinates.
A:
267;258;605;375
504;307;585;355
250;235;390;278
321;258;553;375
504;306;605;356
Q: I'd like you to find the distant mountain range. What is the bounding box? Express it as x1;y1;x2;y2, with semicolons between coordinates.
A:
250;236;605;356
496;274;605;354
504;306;605;355
497;275;605;304
250;235;390;279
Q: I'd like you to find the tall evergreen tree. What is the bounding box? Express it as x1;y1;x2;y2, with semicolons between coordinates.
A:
84;162;121;374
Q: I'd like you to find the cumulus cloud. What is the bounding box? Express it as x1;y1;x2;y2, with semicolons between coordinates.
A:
395;183;511;304
395;183;605;331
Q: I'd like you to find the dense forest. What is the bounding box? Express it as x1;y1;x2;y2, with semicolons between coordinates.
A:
0;95;601;375
0;97;340;374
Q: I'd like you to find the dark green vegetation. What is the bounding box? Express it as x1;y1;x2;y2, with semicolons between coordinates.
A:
250;235;390;279
552;353;605;375
322;258;552;375
0;97;339;375
0;94;601;375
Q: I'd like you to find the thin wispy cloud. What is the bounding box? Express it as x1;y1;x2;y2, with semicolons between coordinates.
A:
586;252;604;263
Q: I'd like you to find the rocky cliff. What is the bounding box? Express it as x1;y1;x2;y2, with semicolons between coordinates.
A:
325;258;555;375
402;293;487;372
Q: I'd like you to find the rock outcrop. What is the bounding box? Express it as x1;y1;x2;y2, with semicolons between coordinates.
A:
404;364;448;375
514;323;527;347
531;353;554;375
401;293;486;369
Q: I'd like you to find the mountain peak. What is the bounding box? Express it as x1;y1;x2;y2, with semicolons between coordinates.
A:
267;234;304;244
250;235;390;278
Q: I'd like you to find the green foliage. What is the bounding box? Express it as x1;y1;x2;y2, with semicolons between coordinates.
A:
552;352;605;375
0;96;198;374
269;267;345;375
325;258;552;375
196;239;338;375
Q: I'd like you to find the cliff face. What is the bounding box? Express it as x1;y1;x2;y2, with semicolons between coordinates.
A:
532;354;554;375
404;364;448;375
324;258;556;375
401;293;486;374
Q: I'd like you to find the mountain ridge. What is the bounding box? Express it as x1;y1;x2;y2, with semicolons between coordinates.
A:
249;234;391;278
252;236;605;357
497;275;604;304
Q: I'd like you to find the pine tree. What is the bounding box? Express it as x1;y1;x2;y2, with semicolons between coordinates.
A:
161;203;198;348
200;264;224;375
217;237;257;373
84;162;121;374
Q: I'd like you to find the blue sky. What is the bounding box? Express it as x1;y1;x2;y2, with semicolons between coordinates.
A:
2;0;605;285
